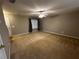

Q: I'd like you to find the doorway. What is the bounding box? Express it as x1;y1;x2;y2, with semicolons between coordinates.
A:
29;17;41;32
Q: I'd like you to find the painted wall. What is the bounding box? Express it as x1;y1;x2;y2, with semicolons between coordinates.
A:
0;3;10;59
3;14;29;35
41;10;79;38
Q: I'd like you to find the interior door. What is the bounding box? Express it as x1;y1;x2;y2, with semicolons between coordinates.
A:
0;34;7;59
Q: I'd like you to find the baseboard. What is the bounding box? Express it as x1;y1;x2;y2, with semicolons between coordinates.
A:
10;31;79;39
11;32;29;37
43;31;79;39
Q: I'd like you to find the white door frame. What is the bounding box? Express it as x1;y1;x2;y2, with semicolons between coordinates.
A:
0;34;7;59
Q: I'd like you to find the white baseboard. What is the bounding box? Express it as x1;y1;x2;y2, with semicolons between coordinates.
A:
43;31;79;39
12;32;29;36
11;31;79;39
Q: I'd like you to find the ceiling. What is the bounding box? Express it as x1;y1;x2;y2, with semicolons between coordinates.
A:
2;0;79;17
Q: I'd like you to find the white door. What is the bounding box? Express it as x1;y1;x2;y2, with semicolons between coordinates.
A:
0;34;7;59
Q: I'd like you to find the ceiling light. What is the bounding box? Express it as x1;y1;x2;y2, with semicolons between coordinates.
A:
39;14;46;18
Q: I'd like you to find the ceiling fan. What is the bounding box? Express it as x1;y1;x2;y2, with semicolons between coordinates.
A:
31;10;55;18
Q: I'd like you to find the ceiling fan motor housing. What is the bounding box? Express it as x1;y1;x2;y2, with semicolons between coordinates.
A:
9;0;16;3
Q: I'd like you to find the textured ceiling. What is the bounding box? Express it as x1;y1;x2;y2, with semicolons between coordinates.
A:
2;0;79;17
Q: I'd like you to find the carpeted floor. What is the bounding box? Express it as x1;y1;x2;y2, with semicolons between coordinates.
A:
11;32;79;59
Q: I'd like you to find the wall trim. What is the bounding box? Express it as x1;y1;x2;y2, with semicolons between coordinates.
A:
11;32;29;37
43;31;79;39
11;31;79;39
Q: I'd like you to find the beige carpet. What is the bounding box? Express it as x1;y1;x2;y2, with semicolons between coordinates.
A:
11;32;79;59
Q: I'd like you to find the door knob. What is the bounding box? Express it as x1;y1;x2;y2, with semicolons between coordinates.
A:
0;44;5;49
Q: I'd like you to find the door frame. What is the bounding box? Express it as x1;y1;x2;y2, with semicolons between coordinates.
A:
0;34;7;59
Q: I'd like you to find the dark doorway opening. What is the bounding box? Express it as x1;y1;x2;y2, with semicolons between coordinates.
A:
29;17;41;32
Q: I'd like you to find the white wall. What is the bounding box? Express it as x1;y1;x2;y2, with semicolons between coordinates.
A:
3;14;29;35
3;14;12;36
41;10;79;39
0;3;10;59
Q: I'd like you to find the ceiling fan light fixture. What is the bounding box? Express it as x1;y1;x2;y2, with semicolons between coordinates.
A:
39;14;46;18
